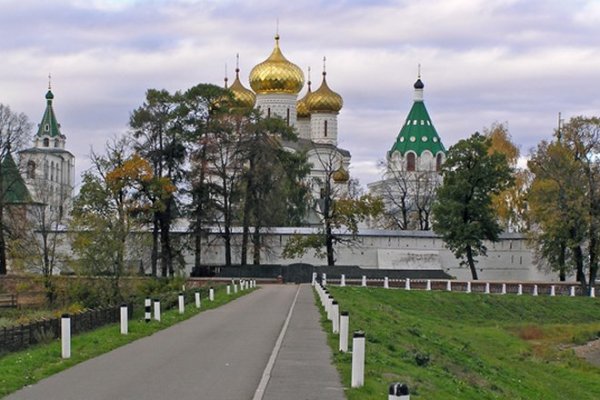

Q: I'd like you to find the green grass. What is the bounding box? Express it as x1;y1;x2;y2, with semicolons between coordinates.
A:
0;286;253;397
320;286;600;399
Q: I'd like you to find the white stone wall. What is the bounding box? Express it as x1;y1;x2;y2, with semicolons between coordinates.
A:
310;113;338;145
296;117;311;140
255;93;298;126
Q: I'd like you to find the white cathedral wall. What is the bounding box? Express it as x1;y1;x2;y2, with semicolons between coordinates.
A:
296;118;311;140
310;113;338;145
255;93;298;126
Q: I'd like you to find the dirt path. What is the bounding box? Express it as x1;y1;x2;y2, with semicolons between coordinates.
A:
574;339;600;367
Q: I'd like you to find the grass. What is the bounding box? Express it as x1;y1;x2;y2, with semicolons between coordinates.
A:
320;286;600;399
0;286;253;397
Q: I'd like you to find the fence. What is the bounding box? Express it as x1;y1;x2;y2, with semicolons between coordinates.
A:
0;304;133;354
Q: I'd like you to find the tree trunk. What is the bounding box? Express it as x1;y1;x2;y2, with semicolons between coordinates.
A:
572;244;586;288
151;215;159;277
558;242;566;282
466;245;479;280
193;199;203;271
224;226;232;267
0;204;6;275
252;226;261;265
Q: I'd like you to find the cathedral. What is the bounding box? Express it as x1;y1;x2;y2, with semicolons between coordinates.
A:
226;34;352;202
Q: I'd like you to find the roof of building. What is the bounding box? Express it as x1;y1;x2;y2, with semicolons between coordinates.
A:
1;152;33;204
389;78;445;157
36;90;63;138
249;35;304;95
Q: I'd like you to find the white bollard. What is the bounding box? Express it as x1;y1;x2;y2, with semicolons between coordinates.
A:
446;280;452;291
227;285;231;295
195;291;201;308
389;382;410;399
533;285;538;296
466;281;471;293
339;311;349;352
426;280;431;291
591;287;596;298
234;284;238;294
209;287;215;301
144;297;151;323
323;273;327;286
518;284;523;295
341;274;346;287
570;286;576;297
485;282;490;294
351;331;365;388
405;278;411;291
362;275;367;287
550;285;556;297
61;314;71;359
120;304;128;335
153;299;161;322
384;277;389;289
332;301;339;334
327;295;334;321
501;283;507;295
312;272;317;286
178;293;185;314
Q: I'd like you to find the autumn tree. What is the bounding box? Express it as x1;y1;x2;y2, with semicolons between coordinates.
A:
0;104;32;275
432;132;514;280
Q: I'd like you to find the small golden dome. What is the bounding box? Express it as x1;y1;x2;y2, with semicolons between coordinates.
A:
249;35;304;95
229;68;256;109
296;80;312;118
332;165;350;183
306;71;343;113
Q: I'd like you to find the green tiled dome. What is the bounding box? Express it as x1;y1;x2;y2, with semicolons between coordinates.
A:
389;79;445;157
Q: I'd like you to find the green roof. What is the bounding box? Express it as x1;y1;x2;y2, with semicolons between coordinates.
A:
389;97;445;157
1;153;33;204
36;90;62;138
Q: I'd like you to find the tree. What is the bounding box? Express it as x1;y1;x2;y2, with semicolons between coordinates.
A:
0;104;32;275
432;132;513;280
528;116;600;290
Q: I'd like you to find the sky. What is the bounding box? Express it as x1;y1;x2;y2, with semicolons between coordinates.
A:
1;0;599;192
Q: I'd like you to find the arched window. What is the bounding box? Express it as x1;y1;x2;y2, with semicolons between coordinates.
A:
44;161;49;179
407;152;416;172
267;108;271;118
324;120;328;137
43;138;50;147
54;139;60;148
286;108;290;125
436;153;443;172
27;161;36;179
50;161;54;181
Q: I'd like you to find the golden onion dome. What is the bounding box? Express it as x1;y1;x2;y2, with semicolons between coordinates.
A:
332;164;350;183
306;71;343;113
229;67;256;109
296;79;312;118
249;35;304;95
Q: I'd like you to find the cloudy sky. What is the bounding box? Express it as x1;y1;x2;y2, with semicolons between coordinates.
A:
1;0;599;191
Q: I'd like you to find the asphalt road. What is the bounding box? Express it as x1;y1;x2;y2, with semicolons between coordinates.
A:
6;285;300;400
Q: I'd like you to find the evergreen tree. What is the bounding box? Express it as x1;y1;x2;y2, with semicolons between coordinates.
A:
432;132;513;280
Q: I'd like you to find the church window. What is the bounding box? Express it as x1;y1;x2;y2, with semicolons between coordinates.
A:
45;124;49;132
44;161;49;179
267;108;271;118
413;120;417;125
421;120;425;125
407;152;416;171
286;108;290;125
43;138;50;147
51;161;54;181
27;161;36;179
436;153;443;172
324;120;328;137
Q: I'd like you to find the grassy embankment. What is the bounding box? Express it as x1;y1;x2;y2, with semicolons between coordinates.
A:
322;286;600;400
0;286;253;397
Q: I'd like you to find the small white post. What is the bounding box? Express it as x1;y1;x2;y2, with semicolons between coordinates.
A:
327;295;334;321
591;287;596;298
466;281;471;293
550;285;556;297
533;285;538;296
446;280;452;291
209;287;215;301
234;283;238;294
332;301;339;334
501;283;507;295
405;278;411;291
426;280;431;291
323;273;327;286
484;282;490;294
195;291;201;308
361;275;367;287
351;331;365;388
178;293;185;314
120;304;128;335
341;274;346;287
518;284;523;295
144;297;151;323
570;286;576;297
227;285;231;295
153;299;161;322
384;277;389;289
389;382;410;399
339;311;349;352
312;272;317;286
61;313;71;359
